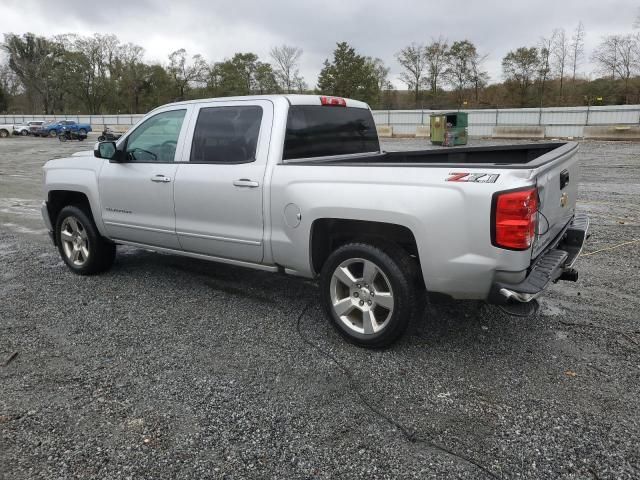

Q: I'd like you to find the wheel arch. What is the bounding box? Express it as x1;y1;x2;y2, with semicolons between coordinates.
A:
309;218;423;283
46;189;106;237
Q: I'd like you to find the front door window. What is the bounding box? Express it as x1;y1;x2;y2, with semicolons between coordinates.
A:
125;109;186;162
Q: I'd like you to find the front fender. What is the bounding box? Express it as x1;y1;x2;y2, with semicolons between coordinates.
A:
43;159;108;237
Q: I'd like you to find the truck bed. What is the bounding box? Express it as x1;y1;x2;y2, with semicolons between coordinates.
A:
284;142;576;169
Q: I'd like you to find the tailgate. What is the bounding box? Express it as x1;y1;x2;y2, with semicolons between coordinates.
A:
532;143;579;258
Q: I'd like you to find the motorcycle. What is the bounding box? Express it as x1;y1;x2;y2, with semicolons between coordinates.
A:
98;126;122;142
58;127;87;142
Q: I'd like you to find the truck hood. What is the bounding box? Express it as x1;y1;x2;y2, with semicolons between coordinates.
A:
43;155;104;173
71;150;94;157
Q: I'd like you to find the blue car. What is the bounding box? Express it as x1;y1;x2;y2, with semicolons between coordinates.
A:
38;120;92;138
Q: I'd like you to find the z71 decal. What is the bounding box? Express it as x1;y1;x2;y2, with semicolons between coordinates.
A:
446;172;500;183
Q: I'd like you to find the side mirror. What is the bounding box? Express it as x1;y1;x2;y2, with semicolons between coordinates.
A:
94;141;119;161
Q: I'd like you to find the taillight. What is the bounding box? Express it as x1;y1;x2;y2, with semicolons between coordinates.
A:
320;96;347;107
492;187;538;250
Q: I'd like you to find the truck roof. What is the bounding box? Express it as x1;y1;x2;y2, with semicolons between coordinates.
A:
152;94;370;112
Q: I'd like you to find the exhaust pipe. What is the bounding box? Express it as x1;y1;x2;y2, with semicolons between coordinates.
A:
559;268;578;282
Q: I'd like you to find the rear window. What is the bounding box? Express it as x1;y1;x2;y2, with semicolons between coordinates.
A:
283;106;380;160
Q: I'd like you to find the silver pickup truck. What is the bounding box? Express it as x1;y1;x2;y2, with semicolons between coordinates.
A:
42;95;588;347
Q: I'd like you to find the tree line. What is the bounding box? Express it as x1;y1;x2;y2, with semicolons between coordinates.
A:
1;15;639;114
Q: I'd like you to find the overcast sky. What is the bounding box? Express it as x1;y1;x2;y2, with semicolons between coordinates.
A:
1;0;638;88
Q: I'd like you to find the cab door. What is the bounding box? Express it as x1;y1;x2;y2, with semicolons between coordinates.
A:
98;107;190;249
173;100;273;263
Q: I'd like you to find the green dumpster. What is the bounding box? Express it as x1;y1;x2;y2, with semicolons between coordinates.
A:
429;112;468;146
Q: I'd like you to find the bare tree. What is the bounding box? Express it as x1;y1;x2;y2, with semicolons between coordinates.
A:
294;75;307;94
396;43;427;104
269;45;303;93
538;34;555;107
368;57;390;91
167;48;207;99
366;57;390;108
502;47;540;106
592;34;639;102
0;62;21;97
444;40;475;106
116;43;147;113
569;21;585;82
469;51;489;104
425;37;449;95
552;28;569;100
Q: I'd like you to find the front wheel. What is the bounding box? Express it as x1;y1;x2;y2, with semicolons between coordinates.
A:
55;205;116;275
78;128;87;136
20;129;29;136
98;136;105;142
48;129;57;137
58;134;67;142
0;129;9;138
320;242;417;348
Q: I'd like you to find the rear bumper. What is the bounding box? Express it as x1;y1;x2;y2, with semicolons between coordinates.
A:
488;213;589;304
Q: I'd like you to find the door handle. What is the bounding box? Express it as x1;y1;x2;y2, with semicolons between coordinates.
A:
233;179;259;188
151;175;171;183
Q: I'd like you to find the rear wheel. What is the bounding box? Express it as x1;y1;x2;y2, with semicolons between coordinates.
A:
55;205;115;275
20;129;28;136
0;129;9;138
48;129;57;137
320;242;417;348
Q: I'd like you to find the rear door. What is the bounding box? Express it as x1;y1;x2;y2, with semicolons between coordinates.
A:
532;145;580;257
173;100;273;263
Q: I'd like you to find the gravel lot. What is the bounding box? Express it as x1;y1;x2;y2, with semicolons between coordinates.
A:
1;135;639;479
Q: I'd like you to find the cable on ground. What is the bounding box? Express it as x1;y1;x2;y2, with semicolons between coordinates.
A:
295;302;503;480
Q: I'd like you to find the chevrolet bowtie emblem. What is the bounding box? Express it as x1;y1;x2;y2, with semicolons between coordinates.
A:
560;192;569;207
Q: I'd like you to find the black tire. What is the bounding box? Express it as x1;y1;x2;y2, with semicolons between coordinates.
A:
78;128;87;135
320;241;417;348
0;129;9;138
20;129;29;136
48;129;57;137
98;136;105;142
58;134;67;142
55;205;116;275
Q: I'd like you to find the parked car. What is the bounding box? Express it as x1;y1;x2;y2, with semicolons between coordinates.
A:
11;121;44;136
0;123;13;138
37;120;92;138
12;123;30;136
26;121;45;135
41;95;588;347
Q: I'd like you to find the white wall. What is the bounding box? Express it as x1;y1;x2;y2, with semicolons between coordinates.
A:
371;105;640;138
2;105;639;138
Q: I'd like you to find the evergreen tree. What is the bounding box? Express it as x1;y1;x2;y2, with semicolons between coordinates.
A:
317;42;379;105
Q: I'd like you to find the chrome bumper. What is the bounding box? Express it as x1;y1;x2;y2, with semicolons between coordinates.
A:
489;213;590;304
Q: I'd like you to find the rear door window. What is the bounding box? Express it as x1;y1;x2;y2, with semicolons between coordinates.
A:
283;106;380;160
190;106;263;164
